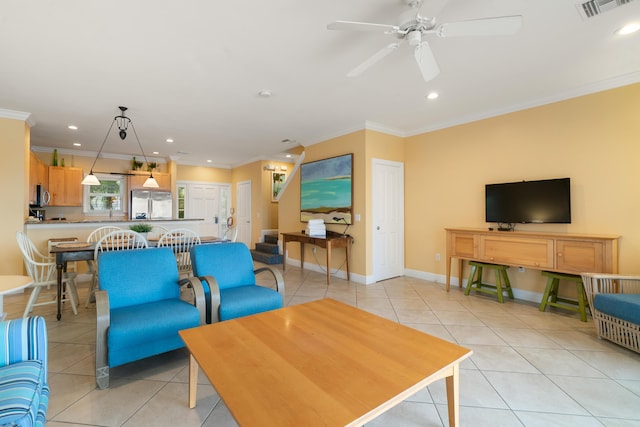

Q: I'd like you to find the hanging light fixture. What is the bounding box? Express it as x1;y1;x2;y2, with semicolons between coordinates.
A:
82;106;159;188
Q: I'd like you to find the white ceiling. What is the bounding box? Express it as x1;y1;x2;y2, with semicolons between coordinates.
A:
1;0;639;168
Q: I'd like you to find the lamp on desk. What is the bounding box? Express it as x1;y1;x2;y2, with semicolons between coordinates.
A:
332;217;350;236
81;106;159;188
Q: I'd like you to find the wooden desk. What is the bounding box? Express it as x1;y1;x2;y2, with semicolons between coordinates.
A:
445;228;619;291
180;298;472;427
281;231;351;284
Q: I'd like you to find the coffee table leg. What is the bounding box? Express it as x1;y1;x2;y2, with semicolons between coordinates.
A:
445;364;460;427
189;353;198;408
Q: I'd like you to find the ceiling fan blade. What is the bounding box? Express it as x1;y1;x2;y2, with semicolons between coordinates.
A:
347;43;400;77
437;15;522;37
414;41;440;82
327;20;399;34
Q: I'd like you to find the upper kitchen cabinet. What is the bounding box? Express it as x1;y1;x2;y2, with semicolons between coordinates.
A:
29;152;48;203
48;166;83;206
128;171;171;192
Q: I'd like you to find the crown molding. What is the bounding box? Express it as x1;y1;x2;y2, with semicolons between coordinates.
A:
0;108;35;127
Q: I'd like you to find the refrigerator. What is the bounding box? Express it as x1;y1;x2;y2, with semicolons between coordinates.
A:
130;190;173;220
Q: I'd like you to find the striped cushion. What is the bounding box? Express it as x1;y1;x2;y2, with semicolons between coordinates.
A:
0;360;45;427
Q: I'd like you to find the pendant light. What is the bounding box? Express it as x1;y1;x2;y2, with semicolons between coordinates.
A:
82;106;159;188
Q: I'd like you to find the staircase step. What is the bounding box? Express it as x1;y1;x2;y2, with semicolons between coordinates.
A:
251;250;283;265
255;242;279;254
264;234;279;245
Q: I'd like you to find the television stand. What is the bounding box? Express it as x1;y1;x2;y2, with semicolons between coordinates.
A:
445;228;619;291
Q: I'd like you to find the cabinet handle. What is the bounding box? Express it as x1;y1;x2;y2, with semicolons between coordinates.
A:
558;253;563;257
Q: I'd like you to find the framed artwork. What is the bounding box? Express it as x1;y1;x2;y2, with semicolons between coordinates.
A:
300;153;353;224
272;171;286;202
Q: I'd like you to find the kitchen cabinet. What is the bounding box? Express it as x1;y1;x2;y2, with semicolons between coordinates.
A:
128;171;171;191
445;228;619;290
48;166;83;206
29;152;48;204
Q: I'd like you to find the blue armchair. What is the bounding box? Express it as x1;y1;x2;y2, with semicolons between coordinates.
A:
0;316;48;427
190;242;284;323
95;247;205;389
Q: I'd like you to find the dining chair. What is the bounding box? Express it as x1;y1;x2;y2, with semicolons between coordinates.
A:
85;226;120;307
86;230;148;307
150;225;170;240
157;228;201;278
16;232;79;317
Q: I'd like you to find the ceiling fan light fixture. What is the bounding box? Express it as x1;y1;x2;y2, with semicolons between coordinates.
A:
407;30;422;46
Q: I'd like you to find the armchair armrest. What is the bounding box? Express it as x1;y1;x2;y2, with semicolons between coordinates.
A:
184;277;207;325
197;275;221;323
95;290;110;389
582;273;640;295
255;266;285;295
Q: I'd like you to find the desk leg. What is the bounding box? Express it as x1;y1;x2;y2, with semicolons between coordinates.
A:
446;256;452;291
457;259;463;289
345;239;350;281
300;242;305;271
445;364;461;427
188;353;198;408
282;238;287;272
326;242;331;285
56;263;63;320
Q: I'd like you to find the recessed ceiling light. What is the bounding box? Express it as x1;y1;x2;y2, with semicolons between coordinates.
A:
285;154;292;158
152;151;159;155
258;90;272;98
281;138;296;144
68;125;78;130
73;142;81;147
426;92;439;100
207;159;212;163
166;138;174;143
616;22;640;35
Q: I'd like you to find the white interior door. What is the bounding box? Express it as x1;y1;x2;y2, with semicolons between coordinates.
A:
189;184;219;236
372;159;404;282
236;180;251;247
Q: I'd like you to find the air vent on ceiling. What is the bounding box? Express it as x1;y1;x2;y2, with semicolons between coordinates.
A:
578;0;635;19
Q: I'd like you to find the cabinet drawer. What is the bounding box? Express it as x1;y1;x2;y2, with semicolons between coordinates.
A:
556;240;604;273
480;236;554;268
449;233;477;258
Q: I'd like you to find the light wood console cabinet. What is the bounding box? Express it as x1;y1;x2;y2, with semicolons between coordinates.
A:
445;228;619;291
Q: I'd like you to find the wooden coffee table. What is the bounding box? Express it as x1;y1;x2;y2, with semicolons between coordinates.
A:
179;298;472;426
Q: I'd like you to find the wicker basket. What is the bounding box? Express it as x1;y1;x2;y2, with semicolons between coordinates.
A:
581;273;640;353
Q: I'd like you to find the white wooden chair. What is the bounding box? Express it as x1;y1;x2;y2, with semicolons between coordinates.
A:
222;226;238;242
16;232;79;317
86;230;148;307
157;228;201;278
85;226;121;307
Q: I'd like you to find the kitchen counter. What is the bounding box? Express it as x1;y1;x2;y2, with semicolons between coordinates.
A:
26;218;203;225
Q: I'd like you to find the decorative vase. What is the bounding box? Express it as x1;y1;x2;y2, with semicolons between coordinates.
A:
52;149;58;166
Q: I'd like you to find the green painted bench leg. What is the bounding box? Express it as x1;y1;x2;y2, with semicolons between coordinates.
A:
494;269;504;303
539;276;554;312
502;269;514;299
465;264;477;296
576;281;587;322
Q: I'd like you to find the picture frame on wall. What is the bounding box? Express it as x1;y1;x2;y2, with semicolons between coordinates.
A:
272;171;286;202
300;153;353;224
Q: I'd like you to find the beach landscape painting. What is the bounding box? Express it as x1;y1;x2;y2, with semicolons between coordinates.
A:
300;153;353;224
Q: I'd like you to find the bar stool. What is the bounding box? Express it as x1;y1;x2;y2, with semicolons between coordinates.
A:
539;271;589;322
465;261;514;303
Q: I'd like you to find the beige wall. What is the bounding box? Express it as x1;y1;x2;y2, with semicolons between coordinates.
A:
1;118;29;274
405;83;640;293
175;164;231;183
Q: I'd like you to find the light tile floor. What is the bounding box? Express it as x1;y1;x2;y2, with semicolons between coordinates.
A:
4;265;640;427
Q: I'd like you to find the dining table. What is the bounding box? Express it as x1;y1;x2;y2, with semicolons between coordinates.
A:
49;242;96;320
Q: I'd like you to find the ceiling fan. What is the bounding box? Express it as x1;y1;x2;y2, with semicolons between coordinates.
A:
327;0;522;82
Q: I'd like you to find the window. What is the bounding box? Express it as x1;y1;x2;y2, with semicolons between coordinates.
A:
83;175;127;216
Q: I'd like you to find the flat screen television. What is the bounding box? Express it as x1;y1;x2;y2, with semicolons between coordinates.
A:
485;178;571;225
